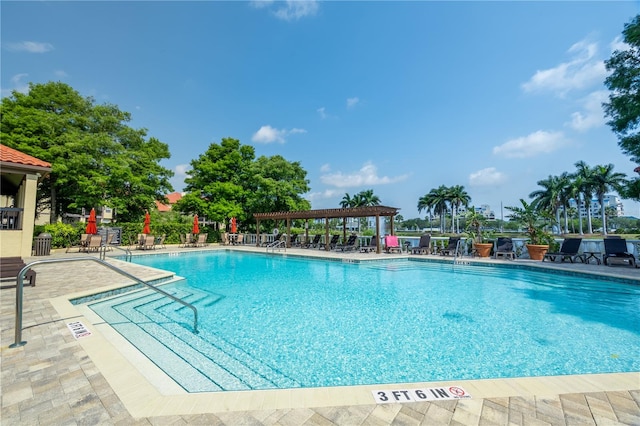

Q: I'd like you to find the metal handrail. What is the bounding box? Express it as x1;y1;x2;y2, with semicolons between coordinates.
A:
266;239;286;252
9;257;198;348
101;244;132;262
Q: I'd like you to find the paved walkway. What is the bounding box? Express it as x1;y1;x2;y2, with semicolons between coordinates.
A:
1;244;639;425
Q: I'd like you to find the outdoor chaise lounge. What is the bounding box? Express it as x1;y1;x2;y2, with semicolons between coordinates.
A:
336;234;358;252
603;238;637;267
494;237;515;260
411;234;431;254
384;235;402;254
360;235;378;253
439;236;461;256
303;234;321;248
320;234;340;250
543;238;585;263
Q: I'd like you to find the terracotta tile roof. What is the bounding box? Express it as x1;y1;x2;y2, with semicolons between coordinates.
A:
0;144;51;169
155;192;183;212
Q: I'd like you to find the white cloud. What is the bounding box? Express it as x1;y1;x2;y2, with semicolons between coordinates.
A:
469;167;507;187
306;189;341;202
175;164;190;177
251;125;306;144
320;163;331;173
6;41;54;53
249;0;274;9
346;97;360;109
521;40;606;96
317;107;327;119
493;130;568;158
273;0;319;21
53;70;68;78
610;35;627;53
566;90;607;132
320;162;409;188
1;73;30;97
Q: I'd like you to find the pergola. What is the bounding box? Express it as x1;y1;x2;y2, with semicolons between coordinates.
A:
253;205;400;254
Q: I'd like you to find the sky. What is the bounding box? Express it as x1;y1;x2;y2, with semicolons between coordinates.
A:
2;1;640;219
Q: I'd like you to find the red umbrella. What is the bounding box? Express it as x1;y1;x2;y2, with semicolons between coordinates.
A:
231;217;237;234
192;215;200;235
85;208;97;234
142;211;151;234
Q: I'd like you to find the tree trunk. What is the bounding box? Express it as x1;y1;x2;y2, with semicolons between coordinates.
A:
49;185;57;224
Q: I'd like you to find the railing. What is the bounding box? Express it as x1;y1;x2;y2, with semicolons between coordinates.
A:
266;239;286;252
9;257;198;348
0;208;23;230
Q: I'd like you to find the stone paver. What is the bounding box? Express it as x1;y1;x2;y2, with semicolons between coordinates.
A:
1;244;638;425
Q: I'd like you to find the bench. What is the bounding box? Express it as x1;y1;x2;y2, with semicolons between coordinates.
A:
0;257;36;288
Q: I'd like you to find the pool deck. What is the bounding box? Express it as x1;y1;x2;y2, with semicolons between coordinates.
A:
1;244;639;425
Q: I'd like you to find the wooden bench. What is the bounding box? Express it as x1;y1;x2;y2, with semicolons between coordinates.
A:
0;257;36;288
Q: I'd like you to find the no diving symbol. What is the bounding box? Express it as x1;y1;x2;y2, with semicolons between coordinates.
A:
449;386;466;397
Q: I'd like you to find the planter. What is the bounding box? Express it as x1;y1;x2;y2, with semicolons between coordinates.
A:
526;244;549;261
473;242;493;258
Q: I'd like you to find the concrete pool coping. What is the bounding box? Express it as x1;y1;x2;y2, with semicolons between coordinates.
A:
2;244;639;424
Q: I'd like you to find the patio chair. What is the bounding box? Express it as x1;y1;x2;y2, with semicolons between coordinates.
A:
384;235;402;254
66;233;90;253
543;238;585;263
603;238;636;267
320;234;340;250
494;237;515;260
439;236;461;256
336;234;358;252
234;233;244;245
360;235;378;253
142;235;156;250
195;233;208;247
86;234;103;252
303;234;321;248
411;234;431;255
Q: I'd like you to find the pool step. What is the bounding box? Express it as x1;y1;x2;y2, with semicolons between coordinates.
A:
90;286;299;392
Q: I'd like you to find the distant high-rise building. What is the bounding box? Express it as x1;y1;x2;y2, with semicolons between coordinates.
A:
567;194;624;218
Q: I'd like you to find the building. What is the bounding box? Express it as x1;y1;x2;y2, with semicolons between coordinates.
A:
0;144;51;258
568;194;624;218
155;192;183;212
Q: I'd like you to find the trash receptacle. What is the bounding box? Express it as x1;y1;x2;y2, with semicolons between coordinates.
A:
34;232;52;256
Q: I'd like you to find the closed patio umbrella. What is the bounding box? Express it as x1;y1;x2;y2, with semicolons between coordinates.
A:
192;215;199;235
85;208;97;234
231;217;237;234
142;210;151;234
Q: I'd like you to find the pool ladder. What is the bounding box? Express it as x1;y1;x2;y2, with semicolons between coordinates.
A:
266;239;286;253
452;239;470;265
9;257;199;348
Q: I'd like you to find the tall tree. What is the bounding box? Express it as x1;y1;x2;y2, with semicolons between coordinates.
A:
604;14;640;200
529;175;564;234
591;164;627;235
178;138;310;225
574;161;596;234
447;185;470;233
0;81;173;222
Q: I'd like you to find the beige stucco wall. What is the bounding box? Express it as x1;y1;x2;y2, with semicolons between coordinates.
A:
0;174;39;258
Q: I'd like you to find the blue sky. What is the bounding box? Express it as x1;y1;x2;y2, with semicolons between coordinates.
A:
2;1;639;219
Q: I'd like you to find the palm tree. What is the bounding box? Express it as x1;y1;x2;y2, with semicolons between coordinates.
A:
575;161;595;234
447;185;471;233
339;193;356;209
591;164;627;235
357;189;381;206
557;172;572;234
529;175;564;234
568;173;585;235
417;193;434;229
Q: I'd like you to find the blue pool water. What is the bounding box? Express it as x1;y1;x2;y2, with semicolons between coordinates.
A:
90;251;640;392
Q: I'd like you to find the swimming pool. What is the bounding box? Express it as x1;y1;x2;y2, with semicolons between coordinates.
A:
89;251;640;393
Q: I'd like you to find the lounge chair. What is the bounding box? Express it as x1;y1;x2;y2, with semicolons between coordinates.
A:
384;235;402;254
194;233;208;247
155;234;166;249
85;234;103;252
142;235;156;250
234;234;244;245
320;234;340;250
543;238;585;263
262;233;281;247
494;237;515;260
603;238;636;267
360;235;378;253
66;233;90;253
439;236;461;256
288;233;299;247
336;234;358;252
411;234;431;254
303;234;321;248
